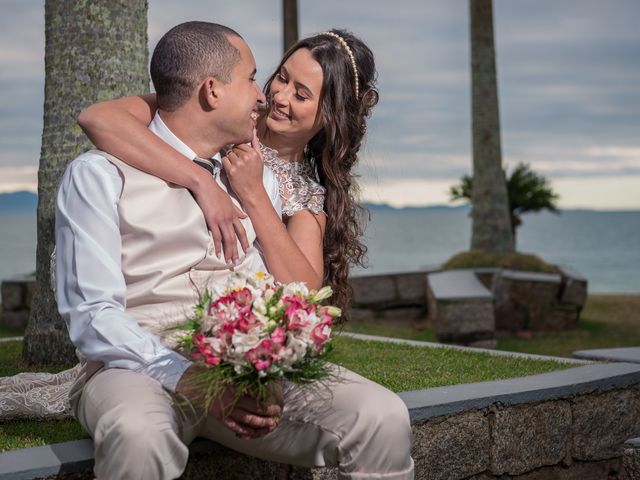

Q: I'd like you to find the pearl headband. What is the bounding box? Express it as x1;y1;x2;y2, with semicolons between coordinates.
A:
317;31;359;98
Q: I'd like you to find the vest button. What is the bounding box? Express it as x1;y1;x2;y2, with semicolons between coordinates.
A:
207;244;215;256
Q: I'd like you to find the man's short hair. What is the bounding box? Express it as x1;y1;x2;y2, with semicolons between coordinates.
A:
150;22;242;111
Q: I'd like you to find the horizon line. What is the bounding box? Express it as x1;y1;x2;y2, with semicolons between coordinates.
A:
2;190;639;213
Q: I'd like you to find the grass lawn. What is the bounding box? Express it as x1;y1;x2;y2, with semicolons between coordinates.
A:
498;294;640;357
0;323;25;339
344;294;640;358
3;293;634;452
0;332;571;453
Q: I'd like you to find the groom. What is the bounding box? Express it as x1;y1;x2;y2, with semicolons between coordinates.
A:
56;22;413;479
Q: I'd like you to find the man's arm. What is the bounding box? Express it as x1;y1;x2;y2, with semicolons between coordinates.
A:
55;154;191;392
56;154;281;436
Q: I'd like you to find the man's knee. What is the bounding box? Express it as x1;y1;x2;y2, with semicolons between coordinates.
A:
361;389;411;443
94;407;187;479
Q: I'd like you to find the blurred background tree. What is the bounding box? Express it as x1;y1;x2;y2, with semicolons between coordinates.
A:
282;0;299;52
450;162;560;246
468;0;514;253
23;0;149;365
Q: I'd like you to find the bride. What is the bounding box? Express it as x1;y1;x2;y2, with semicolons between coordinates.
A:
0;28;378;420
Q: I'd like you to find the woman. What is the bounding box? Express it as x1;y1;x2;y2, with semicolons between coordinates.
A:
1;29;379;421
79;28;379;313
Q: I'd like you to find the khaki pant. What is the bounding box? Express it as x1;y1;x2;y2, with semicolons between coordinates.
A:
72;364;415;479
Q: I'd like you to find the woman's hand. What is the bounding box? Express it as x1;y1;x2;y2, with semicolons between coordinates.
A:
191;172;250;264
221;130;265;204
77;94;250;264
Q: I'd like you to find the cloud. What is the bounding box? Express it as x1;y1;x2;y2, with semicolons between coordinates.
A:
0;1;639;208
360;174;640;211
0;165;37;192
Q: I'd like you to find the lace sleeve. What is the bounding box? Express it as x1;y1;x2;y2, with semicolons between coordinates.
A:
261;144;326;217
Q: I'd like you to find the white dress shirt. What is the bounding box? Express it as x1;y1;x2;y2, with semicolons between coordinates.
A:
55;113;281;392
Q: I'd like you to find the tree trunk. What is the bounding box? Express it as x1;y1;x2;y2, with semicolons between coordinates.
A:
23;0;149;365
282;0;299;53
469;0;514;252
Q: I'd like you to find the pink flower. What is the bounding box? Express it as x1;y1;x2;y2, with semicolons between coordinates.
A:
220;321;236;335
247;339;276;371
210;294;233;314
310;319;332;350
235;307;257;333
204;354;221;365
286;309;309;330
283;296;313;316
284;296;315;330
271;327;286;346
231;288;253;307
191;333;221;365
193;332;207;347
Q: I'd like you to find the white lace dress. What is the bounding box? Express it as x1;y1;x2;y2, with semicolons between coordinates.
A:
260;143;325;218
0;145;325;421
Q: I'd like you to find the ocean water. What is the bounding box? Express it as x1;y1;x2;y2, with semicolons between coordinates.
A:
0;209;638;299
358;208;640;293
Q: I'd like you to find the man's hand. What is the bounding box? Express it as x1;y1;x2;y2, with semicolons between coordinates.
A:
176;366;284;440
210;386;283;439
191;176;250;265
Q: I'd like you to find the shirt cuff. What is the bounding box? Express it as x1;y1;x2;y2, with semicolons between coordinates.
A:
136;351;193;393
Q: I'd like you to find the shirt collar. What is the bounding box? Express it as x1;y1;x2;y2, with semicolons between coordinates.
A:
149;112;222;170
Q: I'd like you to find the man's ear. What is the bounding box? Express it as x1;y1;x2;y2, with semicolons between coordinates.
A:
202;77;223;109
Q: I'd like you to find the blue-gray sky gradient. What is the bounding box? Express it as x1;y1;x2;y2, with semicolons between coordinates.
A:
0;0;638;208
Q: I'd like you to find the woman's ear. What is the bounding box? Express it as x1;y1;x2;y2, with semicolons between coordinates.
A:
202;77;222;109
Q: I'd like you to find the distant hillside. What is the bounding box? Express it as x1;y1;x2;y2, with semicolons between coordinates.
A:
0;191;37;212
362;202;471;212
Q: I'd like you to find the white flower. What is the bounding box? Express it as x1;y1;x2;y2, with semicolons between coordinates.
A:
280;334;308;366
283;282;309;297
323;305;342;317
313;286;333;302
232;331;262;353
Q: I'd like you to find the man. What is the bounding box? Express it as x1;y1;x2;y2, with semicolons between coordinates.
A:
57;22;413;479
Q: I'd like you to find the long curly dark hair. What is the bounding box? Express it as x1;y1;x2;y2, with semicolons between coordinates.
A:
263;29;379;316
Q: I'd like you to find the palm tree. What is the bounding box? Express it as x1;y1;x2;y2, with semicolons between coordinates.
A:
469;0;514;252
23;0;149;364
450;163;560;246
282;0;299;52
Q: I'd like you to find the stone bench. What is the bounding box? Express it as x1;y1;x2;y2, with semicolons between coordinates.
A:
426;269;495;348
349;269;438;322
492;269;582;332
573;347;640;364
557;264;588;306
1;274;36;330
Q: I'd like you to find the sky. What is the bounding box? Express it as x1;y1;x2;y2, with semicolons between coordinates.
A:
0;0;639;210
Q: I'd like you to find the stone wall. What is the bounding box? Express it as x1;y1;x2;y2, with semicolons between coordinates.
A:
624;438;640;479
10;362;638;480
493;269;585;332
349;269;436;322
349;266;588;334
409;387;638;479
2;265;587;334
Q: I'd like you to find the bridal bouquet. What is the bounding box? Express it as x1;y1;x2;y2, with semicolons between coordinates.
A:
175;271;339;405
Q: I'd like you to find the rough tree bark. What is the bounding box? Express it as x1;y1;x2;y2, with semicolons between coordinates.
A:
469;0;514;252
23;0;149;364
